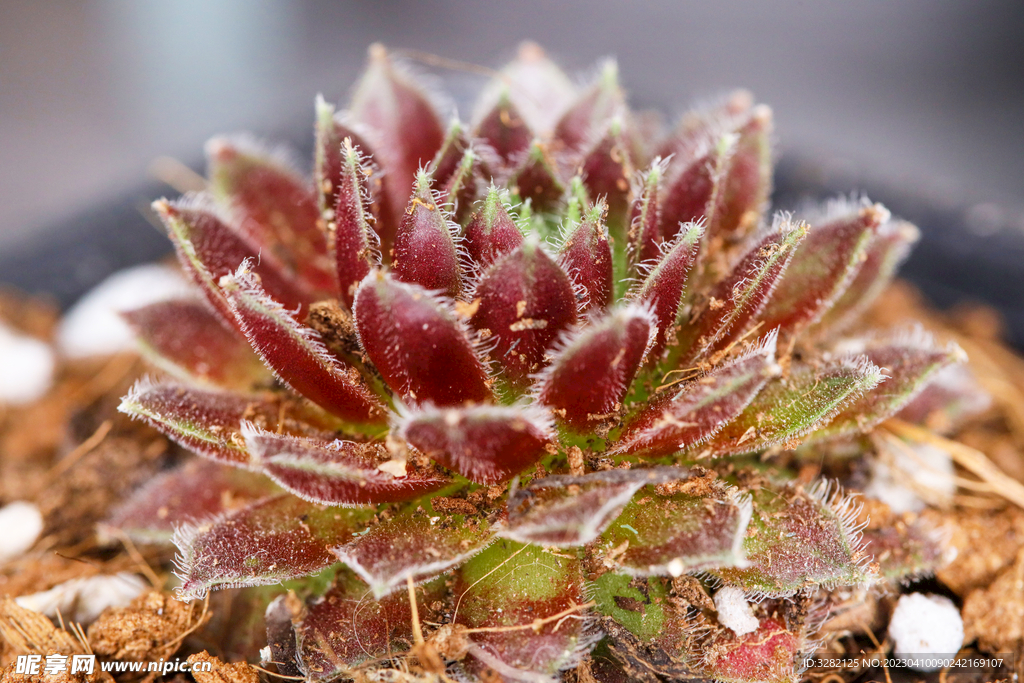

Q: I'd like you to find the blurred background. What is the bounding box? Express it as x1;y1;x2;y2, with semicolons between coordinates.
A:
2;1;1023;340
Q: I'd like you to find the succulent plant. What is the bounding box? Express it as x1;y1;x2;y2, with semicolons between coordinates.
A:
111;42;976;682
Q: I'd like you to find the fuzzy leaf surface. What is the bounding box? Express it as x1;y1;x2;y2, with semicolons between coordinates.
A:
503;469;679;547
681;219;807;364
153;197;314;325
710;482;870;596
599;477;751;577
221;266;386;424
244;428;450;506
814;333;965;440
334;508;495;598
559;204;614;313
354;273;491;406
454;540;594;681
350;45;445;249
756;202;886;337
469;240;578;388
632;221;703;357
702;357;884;456
697;616;801;683
206;136;336;296
860;514;950;581
119;380;332;467
464;187;525;267
616;334;777;458
392;171;462;298
537;305;654;428
103;460;278;544
474;93;532;164
285;571;444;681
626;159;667;271
174;494;372;599
122;299;267;389
510;141;566;213
812;219;919;334
397;403;552;484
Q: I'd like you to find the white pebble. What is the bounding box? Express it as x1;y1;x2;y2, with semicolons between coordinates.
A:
714;586;759;636
888;593;964;671
0;501;44;562
57;264;192;358
0;323;55;405
16;572;148;623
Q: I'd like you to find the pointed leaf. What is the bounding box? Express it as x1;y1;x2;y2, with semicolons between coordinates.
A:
479;41;576;135
286;570;444;681
616;333;778;458
243;427;450;506
580;118;634;228
103;460;278;544
510;141;566;213
469;240;578;388
153;196;315;324
632;221;703;359
327;134;382;309
559;202;614;313
627;158;668;272
707;104;773;244
701;356;885;456
119;379;334;467
812;219;920;334
334;507;496;598
173;494;373;599
122;299;267;389
391;170;463;298
440;144;487;224
474;92;532;165
454;540;594;681
681;218;807;365
537;305;654;428
429;118;471;188
206;136;336;296
813;330;966;440
710;481;870;595
313;97;377;216
397;403;553;484
503;469;682;547
860;513;951;581
599;474;752;576
757;200;887;337
220;265;386;425
350;44;445;250
354;272;491;406
463;186;525;267
553;60;625;151
896;364;991;434
659;131;735;244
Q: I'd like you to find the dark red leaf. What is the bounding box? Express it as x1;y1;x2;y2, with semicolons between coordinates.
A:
354;272;492;406
469;239;578;389
244;427;450;506
334;508;496;598
173;494;372;599
350;44;445;250
463;186;525;267
473;93;532;166
391;170;463;299
206;136;336;296
397;403;553;484
220;266;386;425
122;299;267;389
558;202;614;314
536;305;655;428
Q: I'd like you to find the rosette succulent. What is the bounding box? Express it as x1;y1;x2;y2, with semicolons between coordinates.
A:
111;43;974;682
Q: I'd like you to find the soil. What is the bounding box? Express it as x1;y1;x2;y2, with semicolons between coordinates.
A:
2;281;1024;683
